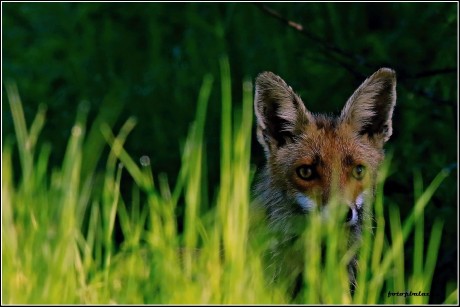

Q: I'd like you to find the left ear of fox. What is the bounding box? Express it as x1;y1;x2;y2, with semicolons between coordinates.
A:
254;71;314;156
340;68;396;143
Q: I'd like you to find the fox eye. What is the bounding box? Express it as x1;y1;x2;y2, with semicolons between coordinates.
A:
297;165;315;181
352;165;366;180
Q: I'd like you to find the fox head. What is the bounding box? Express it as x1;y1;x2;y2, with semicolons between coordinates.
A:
254;68;396;231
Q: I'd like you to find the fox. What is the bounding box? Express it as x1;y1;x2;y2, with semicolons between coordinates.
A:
252;68;397;297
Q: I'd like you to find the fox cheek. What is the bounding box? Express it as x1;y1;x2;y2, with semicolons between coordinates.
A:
295;193;317;212
355;193;365;209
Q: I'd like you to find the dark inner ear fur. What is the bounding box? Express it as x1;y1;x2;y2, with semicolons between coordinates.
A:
359;78;394;138
340;68;396;143
255;72;311;151
262;96;296;147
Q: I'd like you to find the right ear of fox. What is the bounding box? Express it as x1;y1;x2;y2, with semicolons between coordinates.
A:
254;72;313;155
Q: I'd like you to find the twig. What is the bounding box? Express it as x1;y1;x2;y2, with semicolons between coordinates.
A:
400;68;457;80
255;4;456;105
255;4;362;63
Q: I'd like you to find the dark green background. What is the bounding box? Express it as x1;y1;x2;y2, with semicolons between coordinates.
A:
2;2;457;303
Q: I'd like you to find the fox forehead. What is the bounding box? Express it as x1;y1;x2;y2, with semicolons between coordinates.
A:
273;117;384;171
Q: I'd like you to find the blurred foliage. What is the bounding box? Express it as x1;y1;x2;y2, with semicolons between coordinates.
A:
2;2;457;303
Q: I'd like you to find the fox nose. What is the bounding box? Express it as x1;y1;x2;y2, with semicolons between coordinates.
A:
346;207;358;226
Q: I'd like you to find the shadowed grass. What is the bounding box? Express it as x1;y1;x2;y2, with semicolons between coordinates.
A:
2;64;457;304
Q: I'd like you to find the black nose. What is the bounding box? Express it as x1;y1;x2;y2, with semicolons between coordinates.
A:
346;208;354;223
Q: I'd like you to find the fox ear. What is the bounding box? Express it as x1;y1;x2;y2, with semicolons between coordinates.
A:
255;72;313;155
340;68;396;143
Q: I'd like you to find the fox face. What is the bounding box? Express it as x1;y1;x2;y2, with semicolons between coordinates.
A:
254;68;396;229
253;68;396;292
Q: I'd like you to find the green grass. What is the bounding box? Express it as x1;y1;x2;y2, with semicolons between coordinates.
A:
2;59;457;304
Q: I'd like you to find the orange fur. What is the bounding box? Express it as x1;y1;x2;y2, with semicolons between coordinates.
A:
253;68;396;296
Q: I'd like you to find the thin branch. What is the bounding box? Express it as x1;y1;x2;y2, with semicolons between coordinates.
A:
401;68;457;80
401;85;455;106
255;4;456;105
255;3;362;63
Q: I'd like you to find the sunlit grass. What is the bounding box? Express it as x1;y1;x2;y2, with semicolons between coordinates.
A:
2;60;457;304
